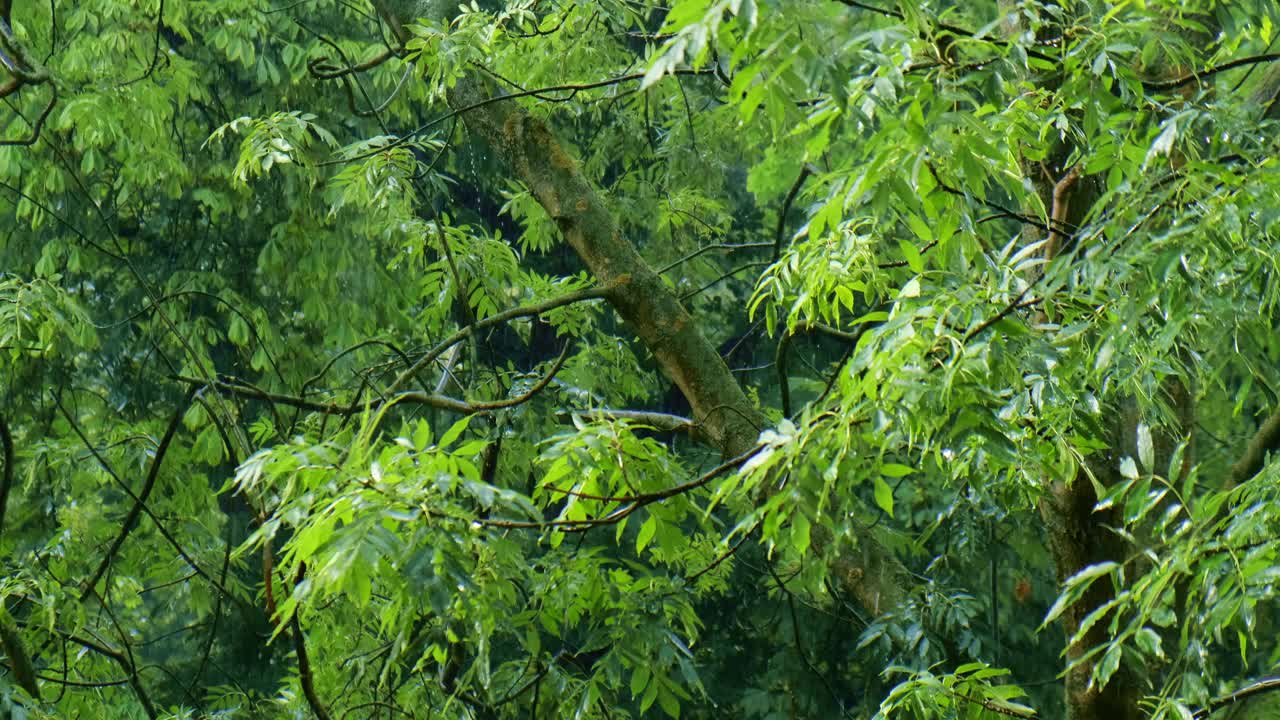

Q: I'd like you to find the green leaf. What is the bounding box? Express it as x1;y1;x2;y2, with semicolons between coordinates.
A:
1120;456;1139;480
658;686;681;718
880;463;915;478
637;515;657;553
1136;424;1154;472
898;239;924;273
874;477;895;518
792;512;811;555
1135;628;1163;658
439;415;473;449
1043;562;1119;626
904;214;933;244
412;420;433;450
641;674;660;713
631;665;651;698
1095;644;1122;688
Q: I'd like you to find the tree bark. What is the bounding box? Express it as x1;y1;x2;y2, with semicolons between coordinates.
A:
1039;475;1143;720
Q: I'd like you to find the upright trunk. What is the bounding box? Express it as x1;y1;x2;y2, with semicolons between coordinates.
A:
1028;164;1146;720
1023;59;1196;720
1039;476;1143;720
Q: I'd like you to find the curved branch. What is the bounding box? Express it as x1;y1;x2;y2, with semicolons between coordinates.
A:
1144;53;1280;91
928;161;1065;237
554;409;694;434
176;340;569;417
0;16;53;109
1192;676;1280;719
0;86;57;146
478;445;758;530
773;164;815;263
118;0;168;86
299;339;419;399
463;341;571;411
308;47;399;80
833;0;1056;63
679;260;771;301
657;242;772;275
777;321;871;417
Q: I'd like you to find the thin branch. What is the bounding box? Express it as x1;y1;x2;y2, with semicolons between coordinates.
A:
387;286;611;396
877;239;938;269
948;689;1037;718
680;261;771;301
777;322;872;417
765;558;844;710
299;339;420;399
1231;34;1279;93
1193;676;1280;720
464;342;571;411
291;566;334;720
1145;53;1280;91
308;46;399;80
478;446;759;530
928;161;1063;237
774;164;815;263
174;373;471;416
833;0;1056;63
53;395;249;610
0;178;120;261
81;389;195;602
686;520;761;582
297;18;399;123
553;409;694;434
963;288;1040;342
317;69;717;167
0;87;57;146
31;673;129;688
658;242;772;275
674;74;699;157
118;0;167;86
507;4;573;38
177;340;567;418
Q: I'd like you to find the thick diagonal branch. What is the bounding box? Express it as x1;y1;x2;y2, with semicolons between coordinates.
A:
1230;407;1280;486
369;0;908;616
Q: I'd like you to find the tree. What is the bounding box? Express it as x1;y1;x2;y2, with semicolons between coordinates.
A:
3;1;1280;718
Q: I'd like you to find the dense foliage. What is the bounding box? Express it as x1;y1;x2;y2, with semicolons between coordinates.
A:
4;1;1280;718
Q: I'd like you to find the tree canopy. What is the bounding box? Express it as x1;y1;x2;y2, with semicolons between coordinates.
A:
4;1;1280;719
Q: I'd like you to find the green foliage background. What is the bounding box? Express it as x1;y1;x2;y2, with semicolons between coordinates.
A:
3;1;1280;719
